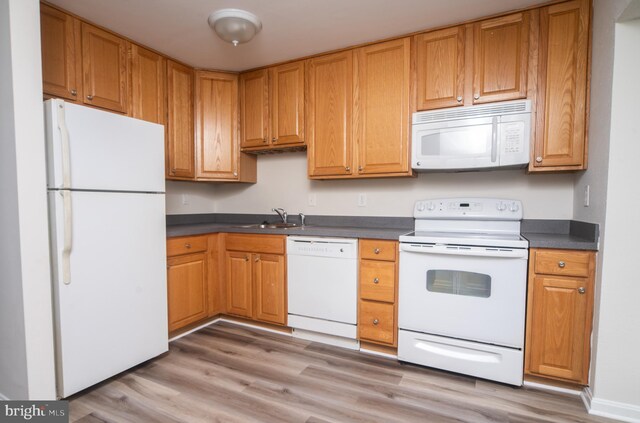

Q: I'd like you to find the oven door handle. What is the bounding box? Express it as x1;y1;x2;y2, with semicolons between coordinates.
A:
400;244;528;259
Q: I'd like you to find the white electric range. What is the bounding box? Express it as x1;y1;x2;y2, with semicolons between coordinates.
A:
398;198;529;386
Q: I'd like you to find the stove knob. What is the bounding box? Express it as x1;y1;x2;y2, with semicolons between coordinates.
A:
417;202;426;212
497;202;507;211
427;202;436;211
509;202;520;212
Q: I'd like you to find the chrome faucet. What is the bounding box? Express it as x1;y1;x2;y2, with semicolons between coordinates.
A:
272;208;287;223
299;213;306;226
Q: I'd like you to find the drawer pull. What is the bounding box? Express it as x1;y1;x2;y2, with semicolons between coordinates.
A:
86;95;94;100
184;243;191;249
373;319;379;325
558;261;566;268
254;255;260;262
374;248;380;254
244;255;249;261
373;277;379;284
578;287;586;294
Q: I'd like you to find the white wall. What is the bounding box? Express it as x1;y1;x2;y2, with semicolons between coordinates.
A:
587;13;640;421
205;153;575;218
166;180;216;214
0;0;56;400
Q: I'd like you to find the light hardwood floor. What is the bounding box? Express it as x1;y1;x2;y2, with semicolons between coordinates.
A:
69;322;616;423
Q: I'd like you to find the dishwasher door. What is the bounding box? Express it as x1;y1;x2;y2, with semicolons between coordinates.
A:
287;237;358;326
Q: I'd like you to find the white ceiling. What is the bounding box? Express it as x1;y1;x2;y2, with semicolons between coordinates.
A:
47;0;543;72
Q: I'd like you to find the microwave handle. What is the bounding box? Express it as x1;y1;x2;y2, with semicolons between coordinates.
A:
491;116;498;163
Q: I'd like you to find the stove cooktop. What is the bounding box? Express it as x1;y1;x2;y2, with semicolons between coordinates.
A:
399;231;529;249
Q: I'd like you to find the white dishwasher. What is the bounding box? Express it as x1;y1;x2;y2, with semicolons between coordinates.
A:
287;236;359;349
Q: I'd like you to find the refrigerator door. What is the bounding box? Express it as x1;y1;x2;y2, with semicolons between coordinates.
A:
48;190;168;398
44;99;165;192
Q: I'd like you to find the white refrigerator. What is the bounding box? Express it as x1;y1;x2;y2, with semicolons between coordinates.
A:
44;99;168;398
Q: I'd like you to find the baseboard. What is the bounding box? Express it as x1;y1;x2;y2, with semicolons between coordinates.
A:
583;387;640;423
219;318;293;337
359;347;397;360
523;380;582;396
169;318;221;342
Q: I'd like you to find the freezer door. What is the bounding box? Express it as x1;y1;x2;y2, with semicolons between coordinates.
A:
48;190;168;398
44;99;165;192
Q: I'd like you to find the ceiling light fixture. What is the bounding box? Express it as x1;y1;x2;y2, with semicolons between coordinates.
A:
207;9;262;47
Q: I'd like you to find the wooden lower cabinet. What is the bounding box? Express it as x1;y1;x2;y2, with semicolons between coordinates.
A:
224;234;287;325
525;248;595;385
357;239;399;347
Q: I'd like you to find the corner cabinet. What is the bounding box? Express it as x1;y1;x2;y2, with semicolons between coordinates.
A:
525;248;596;385
224;234;287;325
531;0;590;171
307;38;413;179
195;71;256;182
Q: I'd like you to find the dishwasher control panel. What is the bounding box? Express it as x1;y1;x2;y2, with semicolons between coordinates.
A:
286;237;358;259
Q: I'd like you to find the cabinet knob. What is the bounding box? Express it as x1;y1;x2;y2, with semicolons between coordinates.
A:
184;243;191;249
170;168;176;174
71;89;77;96
254;255;260;262
473;94;480;100
233;171;238;176
456;96;462;102
358;166;363;172
373;319;379;325
374;248;380;254
244;255;249;261
263;138;268;143
86;95;94;100
536;157;543;163
558;261;566;268
272;137;277;143
373;277;379;284
578;287;586;294
345;166;350;172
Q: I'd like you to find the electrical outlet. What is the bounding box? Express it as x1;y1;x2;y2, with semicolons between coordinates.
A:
308;193;317;207
182;194;189;206
358;193;367;207
584;185;590;207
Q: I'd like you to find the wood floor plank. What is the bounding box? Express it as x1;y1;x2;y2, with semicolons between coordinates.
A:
67;322;618;423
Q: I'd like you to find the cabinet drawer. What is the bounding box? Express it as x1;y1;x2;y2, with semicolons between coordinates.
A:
225;234;285;254
534;249;592;278
359;300;395;345
167;235;208;257
360;239;397;261
359;261;396;303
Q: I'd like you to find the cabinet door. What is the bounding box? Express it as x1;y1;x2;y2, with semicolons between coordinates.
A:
167;253;208;332
195;71;239;180
354;38;411;176
307;51;354;177
533;0;589;169
81;23;129;113
166;60;195;179
473;12;529;104
225;251;253;318
271;61;305;146
40;5;82;102
253;254;286;325
240;69;269;148
131;45;166;125
527;275;592;384
415;26;465;110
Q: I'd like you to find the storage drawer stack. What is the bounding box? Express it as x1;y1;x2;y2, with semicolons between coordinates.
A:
358;239;399;347
525;248;596;385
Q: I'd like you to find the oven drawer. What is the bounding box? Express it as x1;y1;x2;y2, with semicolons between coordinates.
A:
360;239;397;261
167;235;208;257
358;300;395;345
534;249;591;278
359;261;396;303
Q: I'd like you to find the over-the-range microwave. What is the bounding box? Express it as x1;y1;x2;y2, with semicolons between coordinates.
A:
411;99;531;171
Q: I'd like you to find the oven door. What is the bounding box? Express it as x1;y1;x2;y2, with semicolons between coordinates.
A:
398;243;528;348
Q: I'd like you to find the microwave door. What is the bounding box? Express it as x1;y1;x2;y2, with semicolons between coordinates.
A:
412;117;495;170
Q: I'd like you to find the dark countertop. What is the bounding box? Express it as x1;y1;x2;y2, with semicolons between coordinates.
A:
166;214;599;250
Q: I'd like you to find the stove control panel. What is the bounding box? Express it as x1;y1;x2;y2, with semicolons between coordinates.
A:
414;198;523;220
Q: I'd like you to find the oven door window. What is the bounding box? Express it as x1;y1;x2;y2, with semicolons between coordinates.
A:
427;270;491;298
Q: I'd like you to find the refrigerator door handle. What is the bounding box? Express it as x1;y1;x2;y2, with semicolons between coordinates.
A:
57;102;72;189
61;190;72;285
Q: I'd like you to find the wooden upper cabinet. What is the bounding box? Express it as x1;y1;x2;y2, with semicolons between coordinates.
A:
225;251;253;318
355;38;411;176
131;45;165;125
307;51;354;177
253;254;286;325
532;0;590;170
166;60;195;179
270;61;305;146
415;26;465;110
195;71;239;180
473;12;530;104
40;4;82;102
240;69;269;148
80;23;129;113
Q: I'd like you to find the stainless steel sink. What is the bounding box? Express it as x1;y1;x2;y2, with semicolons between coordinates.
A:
233;222;302;229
